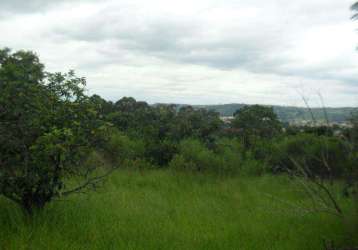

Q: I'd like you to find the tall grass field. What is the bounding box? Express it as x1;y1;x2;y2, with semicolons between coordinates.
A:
0;170;357;250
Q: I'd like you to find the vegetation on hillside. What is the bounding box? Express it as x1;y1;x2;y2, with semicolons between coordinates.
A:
183;103;357;124
0;47;357;249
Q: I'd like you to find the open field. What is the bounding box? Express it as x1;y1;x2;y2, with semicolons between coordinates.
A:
0;170;356;250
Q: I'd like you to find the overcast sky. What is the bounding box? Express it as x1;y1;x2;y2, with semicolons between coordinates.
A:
0;0;357;107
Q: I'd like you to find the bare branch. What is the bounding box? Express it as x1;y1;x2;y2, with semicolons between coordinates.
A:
60;167;117;197
289;158;343;218
317;92;330;127
300;95;316;125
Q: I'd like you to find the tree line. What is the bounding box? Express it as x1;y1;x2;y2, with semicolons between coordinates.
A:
1;48;357;215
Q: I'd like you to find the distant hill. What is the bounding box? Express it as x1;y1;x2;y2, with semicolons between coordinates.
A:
155;103;357;124
196;104;357;123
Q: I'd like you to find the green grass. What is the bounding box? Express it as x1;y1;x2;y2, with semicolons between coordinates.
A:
0;170;356;250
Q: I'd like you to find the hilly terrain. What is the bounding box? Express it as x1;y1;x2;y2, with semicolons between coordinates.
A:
167;103;357;124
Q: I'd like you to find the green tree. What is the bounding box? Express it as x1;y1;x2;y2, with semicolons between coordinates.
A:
89;94;114;117
232;105;282;148
0;48;113;214
108;97;154;134
170;106;222;141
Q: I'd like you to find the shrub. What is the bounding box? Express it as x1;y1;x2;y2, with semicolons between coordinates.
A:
168;154;197;172
102;129;145;165
270;134;351;178
145;139;178;166
179;139;221;172
214;138;244;174
241;152;267;176
168;139;220;172
249;138;276;162
170;138;256;175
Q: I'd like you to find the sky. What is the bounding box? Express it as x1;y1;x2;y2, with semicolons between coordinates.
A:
0;0;357;107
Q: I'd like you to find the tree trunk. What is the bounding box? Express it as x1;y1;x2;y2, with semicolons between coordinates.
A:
21;195;46;216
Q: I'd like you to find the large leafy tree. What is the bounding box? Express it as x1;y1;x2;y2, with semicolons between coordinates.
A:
232;105;282;148
169;106;223;141
89;94;115;117
107;97;155;134
0;48;112;214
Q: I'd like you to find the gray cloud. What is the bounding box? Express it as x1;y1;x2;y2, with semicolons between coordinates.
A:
0;0;95;18
50;0;357;84
0;0;357;106
0;0;51;13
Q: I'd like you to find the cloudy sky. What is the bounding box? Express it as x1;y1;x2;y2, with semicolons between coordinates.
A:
0;0;357;107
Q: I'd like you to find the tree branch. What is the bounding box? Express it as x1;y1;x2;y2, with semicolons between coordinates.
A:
59;168;116;197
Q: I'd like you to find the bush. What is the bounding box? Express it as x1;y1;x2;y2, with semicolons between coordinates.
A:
102;129;145;165
145;139;178;166
241;152;267;176
168;138;270;176
270;134;351;178
214;138;244;174
169;139;220;172
168;154;197;171
249;138;276;162
169;138;263;175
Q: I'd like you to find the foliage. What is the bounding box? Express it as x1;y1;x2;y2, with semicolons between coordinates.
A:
192;103;357;124
170;138;261;175
108;97;155;134
173;139;220;172
0;45;357;249
213;138;244;174
232;105;282;148
343;112;358;201
0;48;113;214
169;106;223;141
348;111;358;150
270;134;352;178
177;139;211;172
145;139;178;166
1;47;357;249
98;127;145;165
89;94;115;117
106;99;223;165
240;153;267;176
249;138;276;162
